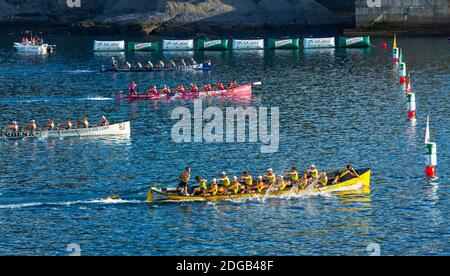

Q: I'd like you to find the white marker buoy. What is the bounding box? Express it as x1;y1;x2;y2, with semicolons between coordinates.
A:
393;47;399;63
425;116;437;178
425;142;437;177
407;93;416;119
399;61;406;84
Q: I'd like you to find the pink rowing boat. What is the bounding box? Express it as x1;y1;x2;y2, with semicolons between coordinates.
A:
115;82;261;101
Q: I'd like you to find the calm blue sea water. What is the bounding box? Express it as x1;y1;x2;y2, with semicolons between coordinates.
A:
0;35;448;256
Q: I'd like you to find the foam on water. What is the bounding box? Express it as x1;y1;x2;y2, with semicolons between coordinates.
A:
62;70;94;74
0;198;143;209
0;96;114;105
78;96;114;101
0;98;52;104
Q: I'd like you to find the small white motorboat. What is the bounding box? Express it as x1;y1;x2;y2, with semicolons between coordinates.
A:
13;42;55;54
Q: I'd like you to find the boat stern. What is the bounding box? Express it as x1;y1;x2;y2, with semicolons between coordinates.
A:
115;91;123;100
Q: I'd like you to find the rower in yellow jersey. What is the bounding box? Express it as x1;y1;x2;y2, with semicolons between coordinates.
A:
217;172;230;194
263;168;276;185
217;172;230;187
299;173;309;189
207;178;219;196
332;164;359;184
192;176;207;196
239;171;253;190
228;176;242;194
255;175;268;193
318;172;328;187
284;167;299;186
306;164;319;179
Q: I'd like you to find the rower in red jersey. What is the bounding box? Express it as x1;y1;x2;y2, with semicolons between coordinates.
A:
148;86;158;95
203;83;212;92
130;81;137;95
216;82;225;90
162;85;173;96
189;83;199;97
190;83;199;93
176;84;186;94
228;80;237;89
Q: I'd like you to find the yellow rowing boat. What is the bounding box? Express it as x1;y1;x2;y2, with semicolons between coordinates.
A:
146;168;370;202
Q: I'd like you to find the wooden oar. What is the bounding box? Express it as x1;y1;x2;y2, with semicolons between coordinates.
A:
315;185;322;194
107;180;174;200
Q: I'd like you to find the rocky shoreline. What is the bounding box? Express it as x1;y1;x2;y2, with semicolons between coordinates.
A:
0;21;348;38
0;0;447;37
0;0;351;36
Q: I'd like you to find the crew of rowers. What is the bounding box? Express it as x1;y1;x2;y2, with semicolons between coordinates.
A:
21;36;44;46
3;116;110;133
176;164;360;196
112;57;200;70
129;80;237;96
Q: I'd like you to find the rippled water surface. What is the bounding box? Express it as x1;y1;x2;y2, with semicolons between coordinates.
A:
0;35;448;255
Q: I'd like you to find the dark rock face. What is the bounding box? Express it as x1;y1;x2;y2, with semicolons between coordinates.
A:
0;0;351;35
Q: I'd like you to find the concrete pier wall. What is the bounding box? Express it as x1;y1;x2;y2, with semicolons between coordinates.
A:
356;0;450;28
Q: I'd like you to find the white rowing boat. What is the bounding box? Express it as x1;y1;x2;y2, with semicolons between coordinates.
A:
0;121;130;139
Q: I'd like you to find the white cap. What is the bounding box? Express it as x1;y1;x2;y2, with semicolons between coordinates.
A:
221;172;226;176
213;178;216;182
310;164;316;168
31;120;35;123
12;121;17;125
233;176;237;180
268;168;273;172
101;116;106;120
259;175;263;180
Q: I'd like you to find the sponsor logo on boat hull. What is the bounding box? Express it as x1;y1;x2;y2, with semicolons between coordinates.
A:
0;132;37;138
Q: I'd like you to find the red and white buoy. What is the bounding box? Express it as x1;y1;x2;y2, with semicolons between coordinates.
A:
393;47;399;63
406;74;412;94
425;116;437;178
399;62;407;84
407;93;416;119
